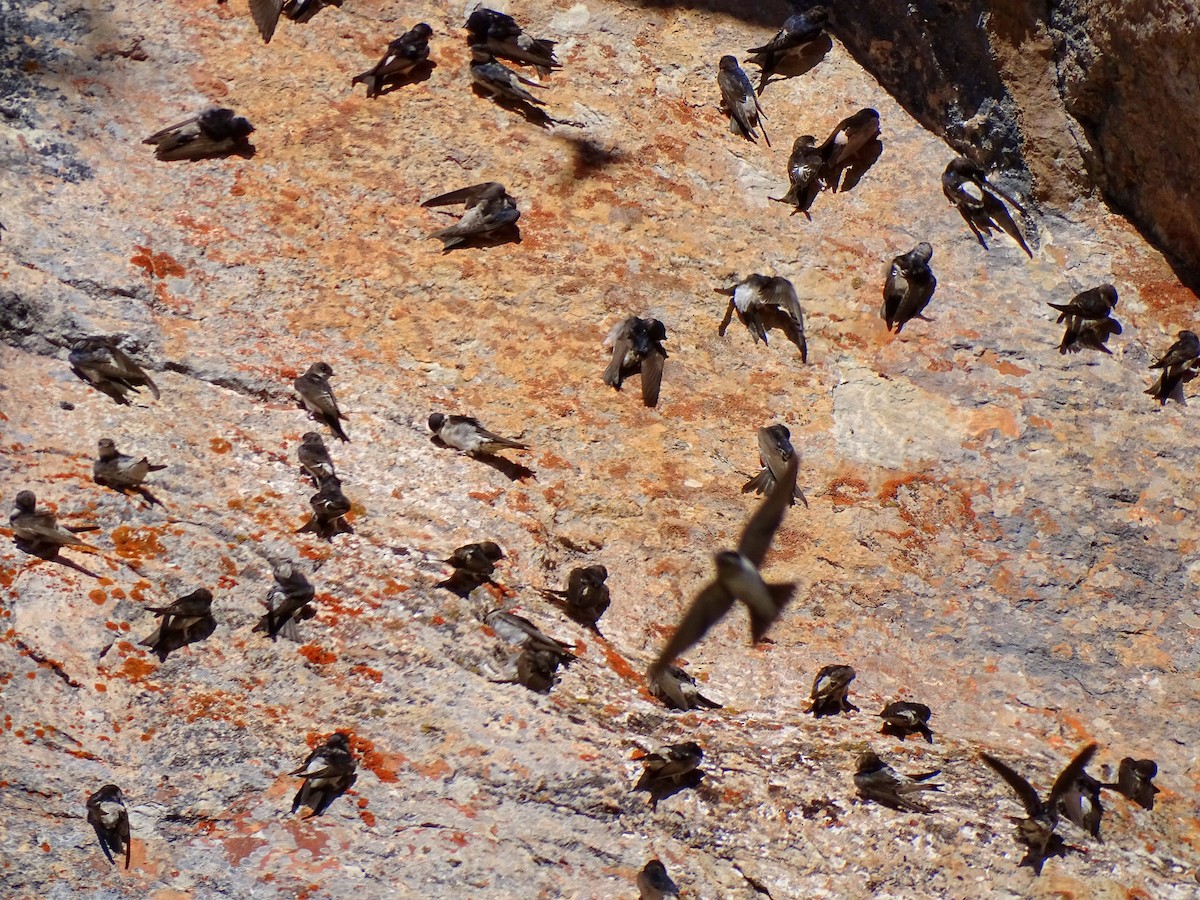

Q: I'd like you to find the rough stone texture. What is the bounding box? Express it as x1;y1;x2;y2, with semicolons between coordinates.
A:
1;0;1199;897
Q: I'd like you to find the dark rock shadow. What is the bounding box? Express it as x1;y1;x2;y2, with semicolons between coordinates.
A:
642;769;705;810
756;34;832;93
437;571;493;597
438;223;523;254
829;138;882;193
369;61;436;96
13;538;101;579
95;480;164;508
958;192;1032;257
561;135;624;179
429;435;535;481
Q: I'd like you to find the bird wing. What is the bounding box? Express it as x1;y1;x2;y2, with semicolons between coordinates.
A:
737;454;798;566
421;183;498;208
603;322;633;387
249;0;286;42
650;580;736;672
980;753;1044;816
640;350;665;407
1046;743;1098;809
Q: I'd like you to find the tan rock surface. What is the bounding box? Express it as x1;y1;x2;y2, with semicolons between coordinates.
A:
1;1;1198;897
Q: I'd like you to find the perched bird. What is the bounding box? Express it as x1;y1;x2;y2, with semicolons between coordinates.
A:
86;784;131;868
295;361;349;443
602;316;668;407
1065;317;1122;355
9;490;98;552
741;424;808;508
817;108;880;190
470;49;546;106
142;107;255;161
250;0;343;44
647;455;798;677
771;134;824;216
290;732;357;816
421;182;520;250
854;750;943;813
881;242;936;334
297;476;353;540
466;7;560;77
139;588;217;662
942;156;1031;256
637;858;681;900
647;663;722;712
93;438;167;504
297;431;337;484
980;742;1098;874
716;274;807;361
254;559;316;641
1108;757;1159;810
353;24;433;97
879;701;934;743
1049;284;1119;354
1057;771;1104;840
809;664;857;717
718;56;769;146
746;5;828;93
514;646;567;693
429;413;528;457
446;542;505;577
538;565;610;633
634;742;704;793
1146;330;1200;405
68;336;160;405
484;608;575;660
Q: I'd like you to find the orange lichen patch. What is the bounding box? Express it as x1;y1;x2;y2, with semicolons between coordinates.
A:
89;589;107;605
223;835;267;866
467;488;504;503
359;810;377;827
827;476;870;508
210;437;232;454
537;451;572;471
349;736;402;784
130;246;186;279
411;757;451;780
444;831;469;849
116;656;158;684
298;644;336;666
350;665;383;683
967;405;1020;439
94;682;106;692
110;525;167;559
602;642;641;686
130;580;150;602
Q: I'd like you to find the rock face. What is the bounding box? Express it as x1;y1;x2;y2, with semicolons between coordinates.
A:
1;0;1199;897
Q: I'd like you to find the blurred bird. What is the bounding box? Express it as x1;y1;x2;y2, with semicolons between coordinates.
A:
1064;317;1122;355
942;156;1031;256
93;438;166;504
647;663;722;712
881;242;936;333
421;182;520;250
466;7;560;77
879;701;934;743
254;559;316;641
741;424;807;508
353;23;433;97
297;476;353;540
447;542;505;576
771;134;824;216
747;5;828;93
1049;284;1119;354
86;784;131;868
470;49;546;106
9;490;98;552
637;858;681;899
297;431;337;485
1057;770;1104;840
854;750;943;813
718;56;769;145
515;646;567;693
139;587;216;662
1107;757;1159;810
295;361;349;443
250;0;343;43
1146;330;1200;404
634;742;704;793
290;732;357;816
68;336;159;405
429;413;528;457
809;664;856;717
717;274;807;361
603;316;668;407
538;565;610;633
143;107;254;161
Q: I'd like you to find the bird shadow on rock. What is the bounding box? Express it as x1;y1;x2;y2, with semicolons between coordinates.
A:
95;481;164;509
143;615;217;663
1021;834;1085;875
472;85;556;129
439;223;523;255
294;773;358;818
437;571;493;598
429;436;536;481
645;770;705;810
12;538;101;579
757;35;833;93
958;194;1032;257
296;516;355;542
370;61;437;96
829;139;883;194
561;135;624;180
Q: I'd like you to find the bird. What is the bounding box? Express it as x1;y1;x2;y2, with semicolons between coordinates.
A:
470;49;547;106
446;542;505;576
86;784;131;868
637;858;681;899
602;316;668;407
352;24;433;97
741;424;808;508
483;608;575;660
68;336;160;405
717;56;769;146
1048;284;1119;353
647;663;722;711
249;0;343;44
139;587;217;662
647;454;798;678
1057;771;1104;840
9;490;98;552
854;750;943;813
942;156;1031;256
465;7;560;77
294;361;349;443
771;134;824;216
421;182;520;250
634;742;704;793
809;664;857;717
297;431;337;485
254;559;316;641
1146;330;1200;404
297;476;353;540
538;565;610;633
746;5;828;93
93;438;167;503
881;242;937;333
142;107;255;161
1108;757;1159;810
1064;317;1122;355
879;701;934;743
716;274;807;361
289;732;357;816
428;413;528;457
514;646;568;693
817;109;880;190
980;742;1098;874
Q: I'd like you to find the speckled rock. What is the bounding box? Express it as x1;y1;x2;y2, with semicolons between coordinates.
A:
1;1;1198;898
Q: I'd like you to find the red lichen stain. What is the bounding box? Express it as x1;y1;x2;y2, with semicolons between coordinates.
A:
40;843;49;852
140;728;155;742
110;525;166;559
25;672;35;680
468;488;503;503
210;437;232;454
350;736;402;784
446;831;469;848
118;621;130;632
602;643;641;687
130;246;185;279
89;589;107;605
827;476;869;508
298;644;336;665
130;580;150;602
223;835;267;866
995;360;1029;377
429;615;446;626
359;810;376;827
94;683;107;692
350;665;382;683
412;757;451;780
105;621;118;631
118;656;157;681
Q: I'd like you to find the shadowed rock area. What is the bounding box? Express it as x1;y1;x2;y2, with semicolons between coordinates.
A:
1;0;1198;897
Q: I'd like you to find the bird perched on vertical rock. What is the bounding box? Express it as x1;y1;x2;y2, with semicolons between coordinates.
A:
854;750;943;813
942;156;1031;256
1145;330;1200;404
980;742;1098;874
9;490;98;553
297;476;353;540
429;413;528;457
882;242;936;334
746;5;828;93
742;424;807;508
879;701;934;743
446;542;505;577
466;8;560;77
254;558;317;641
86;784;131;868
470;50;547;106
603;316;668;408
93;438;167;504
634;742;704;796
771;134;824;217
297;431;337;485
143;107;255;161
421;182;520;250
648;664;722;711
353;23;433;97
249;0;343;44
1057;769;1104;839
1048;284;1120;354
139;588;217;662
817;108;880;191
647;455;798;678
68;336;160;405
289;732;357;816
538;565;610;633
716;274;807;361
1108;757;1159;809
717;56;769;145
809;664;857;717
484;608;576;660
295;361;350;442
637;859;681;899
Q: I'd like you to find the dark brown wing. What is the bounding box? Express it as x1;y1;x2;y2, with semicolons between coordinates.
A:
980;753;1044;816
649;580;736;674
421;183;497;208
737;454;798;567
1046;743;1098;809
250;0;285;43
640;350;665;407
603;321;633;388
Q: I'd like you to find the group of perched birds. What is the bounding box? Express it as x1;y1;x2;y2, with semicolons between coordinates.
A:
6;0;1178;891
